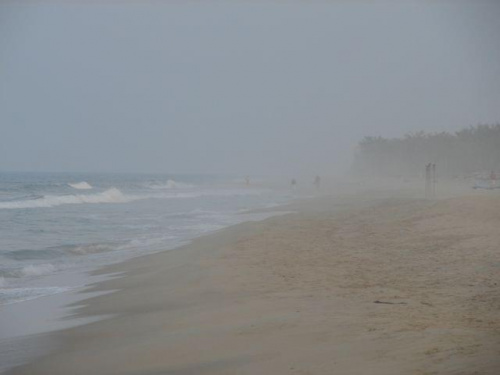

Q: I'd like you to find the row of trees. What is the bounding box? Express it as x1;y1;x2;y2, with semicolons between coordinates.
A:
352;124;500;178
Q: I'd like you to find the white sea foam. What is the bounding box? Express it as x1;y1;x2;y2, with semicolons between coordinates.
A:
66;243;115;255
0;185;269;210
0;286;71;305
68;181;93;190
20;264;56;277
147;179;194;190
0;188;136;209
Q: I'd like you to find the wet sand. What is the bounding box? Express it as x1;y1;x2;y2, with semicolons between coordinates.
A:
6;190;500;374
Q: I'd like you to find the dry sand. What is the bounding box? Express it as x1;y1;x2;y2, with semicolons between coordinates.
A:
6;190;500;374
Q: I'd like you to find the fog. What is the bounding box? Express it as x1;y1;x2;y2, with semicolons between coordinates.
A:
1;1;499;178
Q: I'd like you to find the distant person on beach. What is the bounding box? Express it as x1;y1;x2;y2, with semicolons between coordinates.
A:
245;176;250;186
490;171;497;188
291;178;297;190
314;175;321;190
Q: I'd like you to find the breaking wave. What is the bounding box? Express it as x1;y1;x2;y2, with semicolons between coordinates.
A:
4;243;118;261
0;188;136;210
146;179;194;190
0;263;57;279
20;264;56;277
69;181;93;190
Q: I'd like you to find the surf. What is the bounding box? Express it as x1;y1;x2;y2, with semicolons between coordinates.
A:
146;179;194;190
68;181;93;190
0;188;135;210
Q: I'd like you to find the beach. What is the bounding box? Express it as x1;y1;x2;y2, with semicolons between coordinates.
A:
3;1;500;373
5;189;500;374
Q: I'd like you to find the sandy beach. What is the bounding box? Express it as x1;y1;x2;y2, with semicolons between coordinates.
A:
3;1;500;373
5;190;500;375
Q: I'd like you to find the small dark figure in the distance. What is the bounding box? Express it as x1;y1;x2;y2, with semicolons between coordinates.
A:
314;175;321;190
490;171;497;188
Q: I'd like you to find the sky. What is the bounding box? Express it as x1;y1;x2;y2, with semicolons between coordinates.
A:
1;1;500;176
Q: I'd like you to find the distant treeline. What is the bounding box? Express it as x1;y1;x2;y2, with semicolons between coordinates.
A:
352;124;500;178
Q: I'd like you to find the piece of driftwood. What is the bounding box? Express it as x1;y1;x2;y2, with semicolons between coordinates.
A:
373;300;407;305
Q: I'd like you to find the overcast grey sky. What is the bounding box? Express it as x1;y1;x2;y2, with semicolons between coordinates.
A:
1;1;499;176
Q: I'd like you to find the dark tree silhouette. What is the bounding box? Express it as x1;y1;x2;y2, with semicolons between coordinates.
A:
352;124;500;178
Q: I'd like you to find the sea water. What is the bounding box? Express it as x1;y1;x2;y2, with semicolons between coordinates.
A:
0;172;292;306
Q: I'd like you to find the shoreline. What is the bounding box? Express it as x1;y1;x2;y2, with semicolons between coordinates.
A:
0;192;300;373
4;188;500;374
0;269;120;373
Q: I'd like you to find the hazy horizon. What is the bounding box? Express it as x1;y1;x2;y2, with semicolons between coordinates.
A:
1;1;500;176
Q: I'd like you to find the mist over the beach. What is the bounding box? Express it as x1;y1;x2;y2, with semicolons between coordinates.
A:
1;1;500;178
2;2;500;375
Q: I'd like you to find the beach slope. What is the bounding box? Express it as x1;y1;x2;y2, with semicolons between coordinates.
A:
7;193;500;374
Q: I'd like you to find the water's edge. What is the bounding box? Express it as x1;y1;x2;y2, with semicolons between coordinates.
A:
0;205;295;374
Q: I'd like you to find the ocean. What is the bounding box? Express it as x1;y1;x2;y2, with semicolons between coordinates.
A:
0;172;292;306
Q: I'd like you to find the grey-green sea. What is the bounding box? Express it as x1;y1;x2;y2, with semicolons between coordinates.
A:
0;172;291;306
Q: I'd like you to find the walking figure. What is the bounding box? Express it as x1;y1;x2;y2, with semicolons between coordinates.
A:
490;171;497;189
291;178;297;190
432;164;436;197
314;175;321;190
425;163;431;199
425;163;436;199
